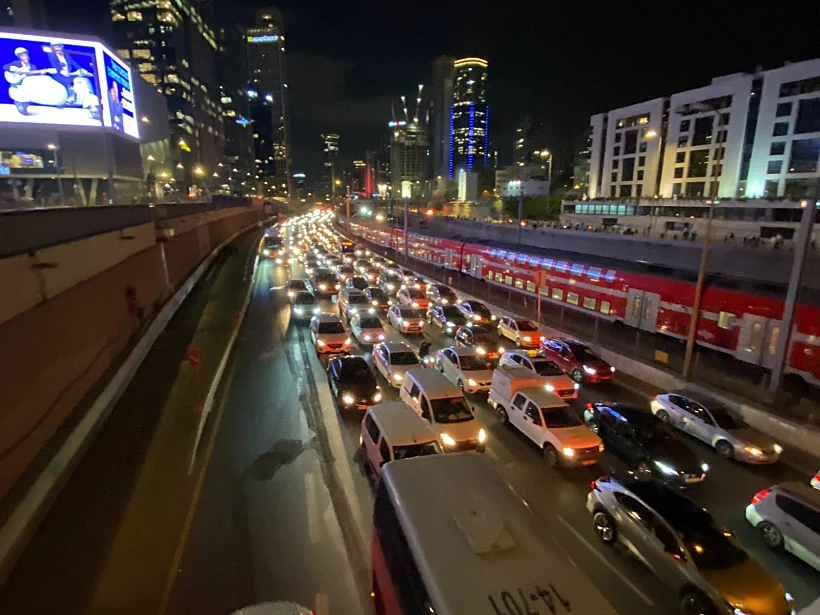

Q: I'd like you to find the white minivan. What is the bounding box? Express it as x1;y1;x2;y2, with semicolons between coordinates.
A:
360;402;441;476
399;369;487;452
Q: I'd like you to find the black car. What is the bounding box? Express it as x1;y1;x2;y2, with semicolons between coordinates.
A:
427;284;458;306
365;287;391;310
427;304;468;335
456;300;495;325
345;276;369;291
378;271;402;294
583;402;709;488
291;291;319;322
454;324;505;362
311;268;340;296
327;355;382;410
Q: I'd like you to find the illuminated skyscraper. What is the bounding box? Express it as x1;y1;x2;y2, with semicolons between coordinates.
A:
321;133;339;198
450;57;489;176
430;55;455;180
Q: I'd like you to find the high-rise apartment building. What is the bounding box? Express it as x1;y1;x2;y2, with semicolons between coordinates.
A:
587;57;820;200
244;7;292;196
451;57;489;176
321;133;339;199
389;119;429;199
1;0;46;27
430;55;455;180
111;0;224;183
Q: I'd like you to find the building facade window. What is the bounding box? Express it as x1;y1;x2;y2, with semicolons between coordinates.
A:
772;122;790;137
764;180;780;197
770;142;786;156
624;130;638;155
676;152;686;163
619;185;632;197
692;117;714;146
688;150;710;177
788;138;820;174
622;158;635;181
685;182;705;197
795;98;820;134
635;184;643;197
614;132;622;142
637;170;644;181
639;142;647;153
674;167;684;178
680;120;690;132
776;102;793;117
672;183;682;196
613;146;620;156
767;160;782;175
678;136;688;147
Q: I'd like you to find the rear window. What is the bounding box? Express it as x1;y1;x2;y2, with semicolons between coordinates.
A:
318;321;345;334
399;309;426;319
348;294;370;305
393;441;441;460
470;303;492;318
516;320;538;331
390;351;419;366
360;318;382;328
532;360;564;376
542;408;582;428
293;292;316;305
430;397;474;424
368;288;388;300
406;289;425;299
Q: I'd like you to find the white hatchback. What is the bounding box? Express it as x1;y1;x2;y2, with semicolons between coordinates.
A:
349;313;386;345
436;347;494;394
373;342;421;388
309;314;351;354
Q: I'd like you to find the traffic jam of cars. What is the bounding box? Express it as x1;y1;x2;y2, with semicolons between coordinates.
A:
271;210;819;615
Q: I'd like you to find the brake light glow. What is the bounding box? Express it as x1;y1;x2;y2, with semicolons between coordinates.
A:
751;489;770;505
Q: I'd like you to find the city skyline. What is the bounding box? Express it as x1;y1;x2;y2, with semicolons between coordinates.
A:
37;0;820;187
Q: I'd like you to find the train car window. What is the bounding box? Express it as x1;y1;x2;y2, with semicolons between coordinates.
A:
583;297;597;310
486;270;493;280
605;270;617;282
552;288;564;301
567;292;580;306
495;273;503;282
587;267;602;281
600;300;611;315
717;312;735;329
570;264;585;276
515;279;524;289
527;281;536;292
505;275;513;286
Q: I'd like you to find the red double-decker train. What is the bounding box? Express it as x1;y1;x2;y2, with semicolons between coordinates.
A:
348;221;820;388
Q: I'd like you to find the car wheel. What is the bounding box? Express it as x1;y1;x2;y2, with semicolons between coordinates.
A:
715;440;734;459
656;410;670;423
498;408;509;425
515;335;521;346
592;511;616;544
571;369;584;383
544;444;560;468
586;419;599;434
680;591;717;615
759;522;784;551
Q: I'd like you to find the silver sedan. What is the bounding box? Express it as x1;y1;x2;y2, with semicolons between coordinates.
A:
650;391;782;464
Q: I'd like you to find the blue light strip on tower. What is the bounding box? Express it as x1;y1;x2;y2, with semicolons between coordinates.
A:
449;105;454;178
484;104;490;167
468;103;475;171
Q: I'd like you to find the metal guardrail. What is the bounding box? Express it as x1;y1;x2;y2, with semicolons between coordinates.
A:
0;197;256;258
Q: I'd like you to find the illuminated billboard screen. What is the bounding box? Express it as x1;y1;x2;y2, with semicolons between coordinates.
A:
0;30;139;139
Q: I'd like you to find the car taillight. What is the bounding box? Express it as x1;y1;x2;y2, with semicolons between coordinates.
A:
751;489;770;505
590;480;597;490
586;403;593;410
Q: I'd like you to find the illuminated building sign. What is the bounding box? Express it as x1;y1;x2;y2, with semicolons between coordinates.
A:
247;35;279;43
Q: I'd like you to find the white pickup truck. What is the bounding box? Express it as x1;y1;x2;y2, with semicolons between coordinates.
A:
488;366;603;468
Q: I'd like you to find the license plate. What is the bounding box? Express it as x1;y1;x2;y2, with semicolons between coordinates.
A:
581;460;597;466
685;476;701;484
527;349;539;357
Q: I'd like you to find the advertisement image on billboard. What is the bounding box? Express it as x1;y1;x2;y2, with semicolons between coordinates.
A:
0;31;139;139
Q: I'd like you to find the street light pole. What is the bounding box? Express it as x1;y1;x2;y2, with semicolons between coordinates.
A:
47;143;64;204
516;181;525;243
682;202;714;380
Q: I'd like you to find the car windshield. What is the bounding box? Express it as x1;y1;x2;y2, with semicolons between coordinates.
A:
317;322;345;334
516;320;539;331
459;355;490;371
430;397;474;424
293;293;316;305
636;418;676;441
399;309;425;319
470;303;492;318
350;278;368;289
542;408;583;428
437;286;456;297
360;318;382;329
679;515;749;571
472;330;492;343
532;360;564;376
393;441;441;460
568;343;599;362
712;410;748;430
263;236;282;249
442;306;463;318
368;288;387;300
390;351;419;366
340;266;355;274
338;360;373;381
406;289;425;299
348;294;370;305
288;280;308;290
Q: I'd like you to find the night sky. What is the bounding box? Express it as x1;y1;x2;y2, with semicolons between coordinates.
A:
45;0;818;185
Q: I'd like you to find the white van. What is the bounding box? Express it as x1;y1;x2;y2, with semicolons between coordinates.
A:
489;366;603;468
399;369;487;452
360;402;441;475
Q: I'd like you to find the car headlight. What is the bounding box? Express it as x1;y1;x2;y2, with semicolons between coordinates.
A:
313;307;321;314
545;384;555;392
392;372;403;382
441;433;456;447
276;258;283;264
468;378;478;387
773;444;783;454
412;302;419;308
344;338;351;345
745;446;763;457
476;347;486;355
473;314;481;321
294;307;304;314
701;463;710;472
369;308;376;314
387;284;394;290
287;291;295;298
349;306;358;313
573;383;580;390
583;365;597;375
654;461;678;475
342;394;355;405
418;321;424;326
378;334;384;340
478;428;487;443
441;299;448;304
562;447;575;457
335;284;341;289
364;334;371;341
317;339;326;347
371;300;378;306
523;336;531;342
373;392;382;402
263;249;270;256
498;346;505;354
598;443;605;452
402;320;409;327
610;366;616;373
319;284;327;290
446;322;454;328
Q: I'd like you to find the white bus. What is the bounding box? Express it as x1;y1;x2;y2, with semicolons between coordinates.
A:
371;453;617;615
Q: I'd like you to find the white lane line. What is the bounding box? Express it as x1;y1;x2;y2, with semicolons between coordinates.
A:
305;472;321;544
556;515;654;607
315;592;330;615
